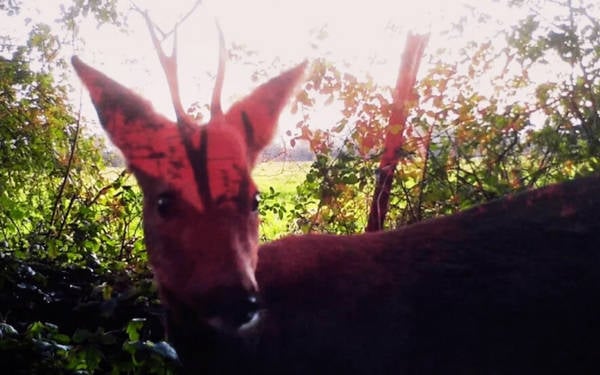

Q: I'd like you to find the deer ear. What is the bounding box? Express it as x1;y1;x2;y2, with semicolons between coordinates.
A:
224;61;307;166
72;56;200;207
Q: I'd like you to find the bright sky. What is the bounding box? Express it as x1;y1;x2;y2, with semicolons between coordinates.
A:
3;0;525;135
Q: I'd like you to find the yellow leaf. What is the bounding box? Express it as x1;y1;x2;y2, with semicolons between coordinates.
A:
389;124;403;135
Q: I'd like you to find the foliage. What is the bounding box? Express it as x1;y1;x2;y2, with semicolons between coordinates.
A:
59;0;124;32
253;161;312;240
0;0;20;16
0;36;145;270
286;0;600;231
0;251;177;374
0;1;158;373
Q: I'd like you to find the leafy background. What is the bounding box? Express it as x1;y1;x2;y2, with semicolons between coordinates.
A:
1;0;599;373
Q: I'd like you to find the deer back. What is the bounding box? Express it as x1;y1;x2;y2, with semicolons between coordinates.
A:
254;175;600;373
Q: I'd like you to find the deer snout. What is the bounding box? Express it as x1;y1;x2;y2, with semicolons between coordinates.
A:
197;286;262;331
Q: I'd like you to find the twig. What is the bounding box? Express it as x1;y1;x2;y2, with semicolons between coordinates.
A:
56;193;77;239
414;126;435;222
48;91;82;234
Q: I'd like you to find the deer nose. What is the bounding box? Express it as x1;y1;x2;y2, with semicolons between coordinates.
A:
199;287;261;330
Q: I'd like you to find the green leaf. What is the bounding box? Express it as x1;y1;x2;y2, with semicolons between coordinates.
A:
125;318;145;341
51;333;71;345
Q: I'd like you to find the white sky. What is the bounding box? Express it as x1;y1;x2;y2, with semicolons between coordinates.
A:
3;0;526;136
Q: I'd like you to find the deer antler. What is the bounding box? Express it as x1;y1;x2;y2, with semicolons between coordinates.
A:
210;21;226;120
142;11;187;124
134;2;224;124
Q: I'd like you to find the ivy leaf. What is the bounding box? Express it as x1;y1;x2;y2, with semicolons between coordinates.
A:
126;318;146;341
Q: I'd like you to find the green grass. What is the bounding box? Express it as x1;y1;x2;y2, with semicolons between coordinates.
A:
253;161;312;240
253;161;311;194
103;161;311;193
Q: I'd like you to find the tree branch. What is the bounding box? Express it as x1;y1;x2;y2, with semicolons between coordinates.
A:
366;32;429;232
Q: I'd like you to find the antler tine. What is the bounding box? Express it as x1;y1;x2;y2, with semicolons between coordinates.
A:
143;10;187;124
210;20;226;120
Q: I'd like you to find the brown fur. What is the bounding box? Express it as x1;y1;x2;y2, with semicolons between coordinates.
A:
167;174;600;374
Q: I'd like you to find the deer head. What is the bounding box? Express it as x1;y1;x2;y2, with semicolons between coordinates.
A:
71;20;305;338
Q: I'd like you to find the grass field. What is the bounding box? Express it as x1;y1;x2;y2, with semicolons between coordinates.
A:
253;161;312;240
253;161;311;194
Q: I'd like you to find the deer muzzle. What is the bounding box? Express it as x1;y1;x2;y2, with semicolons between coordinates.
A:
198;285;262;332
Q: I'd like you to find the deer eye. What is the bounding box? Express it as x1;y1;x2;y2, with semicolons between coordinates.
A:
157;192;176;218
251;192;260;212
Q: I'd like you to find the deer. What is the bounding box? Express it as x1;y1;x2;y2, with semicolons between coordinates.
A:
72;17;600;375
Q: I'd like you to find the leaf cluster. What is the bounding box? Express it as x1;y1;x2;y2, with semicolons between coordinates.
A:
0;2;169;373
285;0;600;232
0;252;178;374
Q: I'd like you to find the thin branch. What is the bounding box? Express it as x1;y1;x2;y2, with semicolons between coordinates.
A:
1;211;23;242
494;128;520;166
415;127;435;222
56;193;77;239
119;220;130;259
48;95;82;233
396;174;417;224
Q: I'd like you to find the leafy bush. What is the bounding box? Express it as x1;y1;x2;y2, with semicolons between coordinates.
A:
288;0;600;231
0;251;178;374
0;3;164;372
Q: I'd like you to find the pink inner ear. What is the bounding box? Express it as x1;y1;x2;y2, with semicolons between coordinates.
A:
72;56;205;211
224;61;308;166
